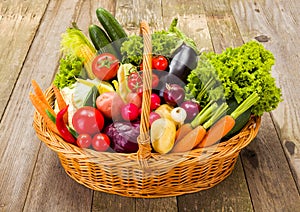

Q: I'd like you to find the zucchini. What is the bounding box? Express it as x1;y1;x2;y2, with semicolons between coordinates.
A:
96;8;127;41
224;98;252;138
88;24;111;50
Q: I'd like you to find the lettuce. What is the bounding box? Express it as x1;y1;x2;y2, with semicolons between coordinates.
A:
53;55;84;89
185;41;282;116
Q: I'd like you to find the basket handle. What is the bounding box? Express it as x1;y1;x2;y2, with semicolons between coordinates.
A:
137;21;153;167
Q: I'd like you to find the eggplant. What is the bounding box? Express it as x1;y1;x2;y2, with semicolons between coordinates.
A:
162;43;198;86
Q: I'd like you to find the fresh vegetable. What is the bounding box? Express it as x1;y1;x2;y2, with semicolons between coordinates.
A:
121;103;139;121
92;133;111;152
92;53;119;80
88;24;111;50
171;107;187;124
117;63;135;102
72;106;104;135
152;55;168;71
186;41;282;116
150;93;161;110
163;84;185;106
180;100;201;122
60;23;97;79
172;102;228;153
52;84;68;123
104;121;140;153
53;55;84;89
164;43;198;85
31;80;49;107
56;105;76;144
96;7;127;42
77;134;92;148
149;112;161;126
198;92;259;148
127;71;143;93
96;91;125;119
121;33;181;65
224;98;252;138
155;104;174;121
29;92;60;135
150;118;176;154
83;85;99;108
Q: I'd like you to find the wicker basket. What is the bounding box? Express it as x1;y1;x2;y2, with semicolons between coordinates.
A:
32;22;261;198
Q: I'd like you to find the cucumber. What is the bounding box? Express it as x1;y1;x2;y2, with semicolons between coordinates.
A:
88;24;111;50
224;98;252;138
96;7;127;42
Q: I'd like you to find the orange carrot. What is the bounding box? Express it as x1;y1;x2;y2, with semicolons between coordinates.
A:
172;102;228;153
197;115;235;148
31;80;48;106
29;93;60;135
52;84;68;123
175;123;193;142
171;125;206;153
197;92;260;148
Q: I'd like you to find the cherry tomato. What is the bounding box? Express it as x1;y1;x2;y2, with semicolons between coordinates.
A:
92;133;110;152
72;106;104;135
92;53;119;81
152;56;168;71
121;103;140;121
76;134;92;148
127;72;143;92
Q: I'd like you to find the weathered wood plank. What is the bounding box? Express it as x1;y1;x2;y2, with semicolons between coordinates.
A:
0;0;49;118
241;113;300;211
229;0;300;191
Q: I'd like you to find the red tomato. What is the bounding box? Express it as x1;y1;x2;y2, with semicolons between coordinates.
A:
127;72;143;92
92;53;119;80
152;56;168;71
72;106;104;135
96;92;124;120
92;133;111;152
76;134;92;148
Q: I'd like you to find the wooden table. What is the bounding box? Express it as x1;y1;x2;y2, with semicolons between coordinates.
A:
1;0;300;211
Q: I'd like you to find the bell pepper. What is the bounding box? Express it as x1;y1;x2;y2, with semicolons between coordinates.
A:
56;105;76;144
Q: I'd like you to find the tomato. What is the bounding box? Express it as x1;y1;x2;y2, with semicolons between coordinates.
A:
96;92;125;120
92;53;119;81
72;106;104;135
76;134;92;148
127;72;143;92
92;133;111;152
152;56;168;71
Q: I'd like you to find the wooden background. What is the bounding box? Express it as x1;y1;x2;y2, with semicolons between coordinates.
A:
0;0;299;211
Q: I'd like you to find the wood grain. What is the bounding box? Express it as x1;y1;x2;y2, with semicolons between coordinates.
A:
241;113;300;211
229;0;300;191
0;0;50;118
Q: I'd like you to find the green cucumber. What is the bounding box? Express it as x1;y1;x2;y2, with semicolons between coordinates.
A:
88;24;111;50
83;85;99;108
96;7;127;42
224;98;252;138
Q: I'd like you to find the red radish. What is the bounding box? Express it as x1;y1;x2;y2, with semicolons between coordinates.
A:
150;93;161;110
149;112;161;126
121;103;140;121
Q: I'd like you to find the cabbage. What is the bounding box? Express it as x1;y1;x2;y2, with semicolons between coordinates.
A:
104;121;140;153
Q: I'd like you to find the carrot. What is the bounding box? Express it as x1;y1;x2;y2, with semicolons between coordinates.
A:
197;92;260;148
29;93;60;135
175;123;193;142
171;125;206;153
197;115;235;148
52;84;68;123
172;102;228;153
31;80;48;106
